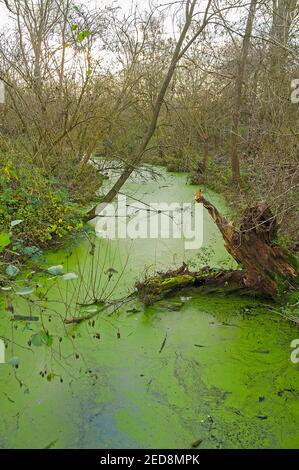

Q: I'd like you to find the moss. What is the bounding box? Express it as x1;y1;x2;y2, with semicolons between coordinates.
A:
137;274;196;305
148;274;196;291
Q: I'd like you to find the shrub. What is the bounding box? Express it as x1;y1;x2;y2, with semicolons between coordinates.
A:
0;155;84;249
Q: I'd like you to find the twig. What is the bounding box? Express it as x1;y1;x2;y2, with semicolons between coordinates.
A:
159;333;168;353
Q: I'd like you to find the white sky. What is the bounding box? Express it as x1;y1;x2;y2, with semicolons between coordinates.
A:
0;1;245;52
0;0;150;27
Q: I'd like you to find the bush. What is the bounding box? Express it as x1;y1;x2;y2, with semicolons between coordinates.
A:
0;155;84;249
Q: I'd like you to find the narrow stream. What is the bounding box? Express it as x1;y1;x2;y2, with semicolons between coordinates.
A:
0;168;298;449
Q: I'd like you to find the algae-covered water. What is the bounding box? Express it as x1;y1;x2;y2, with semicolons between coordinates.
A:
0;168;298;449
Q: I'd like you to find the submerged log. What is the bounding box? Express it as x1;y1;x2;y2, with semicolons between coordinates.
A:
136;266;252;305
136;191;298;304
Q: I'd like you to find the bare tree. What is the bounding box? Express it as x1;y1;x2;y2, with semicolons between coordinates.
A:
230;0;258;184
86;0;213;219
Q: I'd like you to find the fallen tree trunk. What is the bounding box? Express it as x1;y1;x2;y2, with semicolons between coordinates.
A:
136;191;298;304
136;266;255;305
194;190;297;298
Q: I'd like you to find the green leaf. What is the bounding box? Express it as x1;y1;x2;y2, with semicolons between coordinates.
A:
67;323;81;336
31;331;53;347
41;332;53;347
11;219;23;228
83;307;97;313
16;287;34;296
76;30;91;42
6;264;20;277
71;24;78;31
47;265;63;275
31;333;44;347
8;356;20;367
0;232;10;252
23;246;40;256
62;272;78;281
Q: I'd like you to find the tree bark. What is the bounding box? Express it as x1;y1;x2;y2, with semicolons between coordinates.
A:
194;190;297;298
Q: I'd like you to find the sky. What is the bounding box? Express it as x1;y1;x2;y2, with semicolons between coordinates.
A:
0;0;158;83
0;0;185;53
0;0;151;27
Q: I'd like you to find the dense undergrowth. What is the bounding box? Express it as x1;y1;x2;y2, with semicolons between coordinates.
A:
0;152;94;282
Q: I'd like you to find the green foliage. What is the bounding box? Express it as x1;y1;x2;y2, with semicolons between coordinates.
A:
0;156;84;250
31;331;53;347
6;265;20;277
16;287;35;296
76;30;91;42
0;232;10;252
47;265;64;275
53;153;103;204
62;272;78;280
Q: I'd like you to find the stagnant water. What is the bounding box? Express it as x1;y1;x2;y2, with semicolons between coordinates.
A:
0;168;298;449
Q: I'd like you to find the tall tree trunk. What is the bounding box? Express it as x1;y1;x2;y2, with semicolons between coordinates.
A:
230;0;258;184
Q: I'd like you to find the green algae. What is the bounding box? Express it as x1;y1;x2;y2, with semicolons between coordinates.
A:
0;167;298;449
